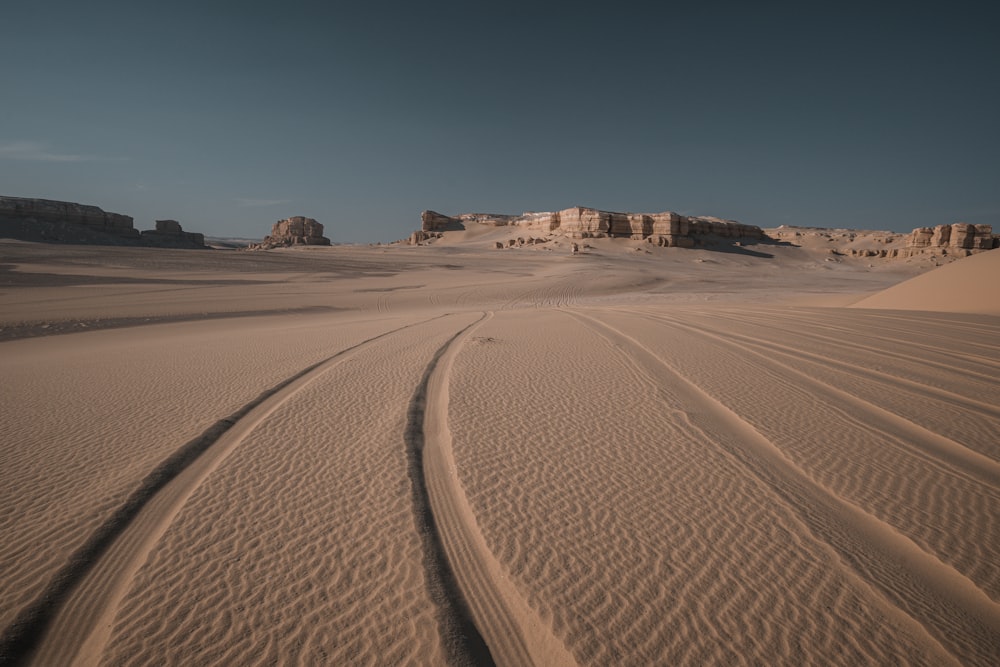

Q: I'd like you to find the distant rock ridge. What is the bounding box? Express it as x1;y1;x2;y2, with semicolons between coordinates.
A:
140;219;207;249
247;216;331;249
0;196;207;248
848;223;997;259
768;223;997;261
1;195;138;241
421;207;765;246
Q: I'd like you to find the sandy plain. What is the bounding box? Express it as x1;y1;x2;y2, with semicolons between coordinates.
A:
1;229;998;666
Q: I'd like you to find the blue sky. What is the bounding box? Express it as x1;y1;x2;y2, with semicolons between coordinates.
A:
2;1;997;243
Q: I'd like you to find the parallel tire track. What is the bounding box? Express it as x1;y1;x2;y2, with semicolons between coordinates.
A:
687;308;1000;384
567;309;1000;666
625;309;1000;488
406;311;577;667
404;314;497;667
0;315;449;667
759;308;1000;364
840;311;1000;347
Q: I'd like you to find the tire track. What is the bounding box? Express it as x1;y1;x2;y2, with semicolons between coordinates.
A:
625;309;1000;488
405;312;577;667
566;309;1000;666
616;308;1000;419
689;308;1000;383
740;309;996;365
713;312;1000;429
0;315;450;667
403;314;496;667
848;310;1000;339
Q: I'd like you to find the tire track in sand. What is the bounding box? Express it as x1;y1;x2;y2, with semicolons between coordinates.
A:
700;308;1000;380
627;309;1000;488
405;311;577;667
0;315;450;667
567;310;1000;667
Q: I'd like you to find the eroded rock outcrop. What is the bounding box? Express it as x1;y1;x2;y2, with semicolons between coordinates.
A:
421;206;764;247
0;195;139;243
140;219;206;249
421;210;459;231
907;223;995;251
492;236;550;249
407;230;443;245
0;196;214;248
770;223;998;261
249;216;331;249
421;210;523;231
884;223;998;259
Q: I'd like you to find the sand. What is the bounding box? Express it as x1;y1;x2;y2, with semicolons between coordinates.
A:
1;235;997;666
852;247;1000;314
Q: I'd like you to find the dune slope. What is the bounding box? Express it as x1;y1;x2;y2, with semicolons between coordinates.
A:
852;249;1000;314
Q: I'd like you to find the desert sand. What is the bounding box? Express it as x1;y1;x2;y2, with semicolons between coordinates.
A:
1;232;998;666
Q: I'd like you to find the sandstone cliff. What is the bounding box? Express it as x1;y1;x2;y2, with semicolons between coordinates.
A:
420;206;765;246
0;196;212;248
421;210;519;230
906;223;996;252
0;196;139;243
248;216;331;249
849;223;997;259
768;223;997;262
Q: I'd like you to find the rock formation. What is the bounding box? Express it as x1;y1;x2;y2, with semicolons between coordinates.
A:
421;210;460;231
421;210;520;230
907;223;995;252
420;206;765;247
492;236;549;249
406;230;442;245
0;196;214;248
855;223;999;259
140;219;207;249
0;196;139;243
769;223;998;261
248;216;331;249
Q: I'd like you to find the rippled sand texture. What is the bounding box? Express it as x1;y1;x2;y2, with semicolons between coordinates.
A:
449;307;1000;665
1;239;998;666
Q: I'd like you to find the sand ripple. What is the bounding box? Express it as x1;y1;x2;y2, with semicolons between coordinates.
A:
98;314;483;665
3;243;997;666
447;308;995;665
0;315;411;636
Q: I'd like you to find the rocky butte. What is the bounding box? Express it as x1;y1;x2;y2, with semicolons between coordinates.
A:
0;196;207;248
139;219;207;249
247;216;331;249
419;206;765;247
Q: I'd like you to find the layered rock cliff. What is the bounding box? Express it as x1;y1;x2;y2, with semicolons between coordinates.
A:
849;223;997;259
906;223;996;252
420;207;765;246
768;223;997;261
0;196;139;242
0;196;209;248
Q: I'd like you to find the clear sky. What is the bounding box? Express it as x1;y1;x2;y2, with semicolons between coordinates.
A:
2;1;998;243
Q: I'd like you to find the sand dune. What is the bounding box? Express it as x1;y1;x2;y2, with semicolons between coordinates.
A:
1;238;997;665
852;248;1000;314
